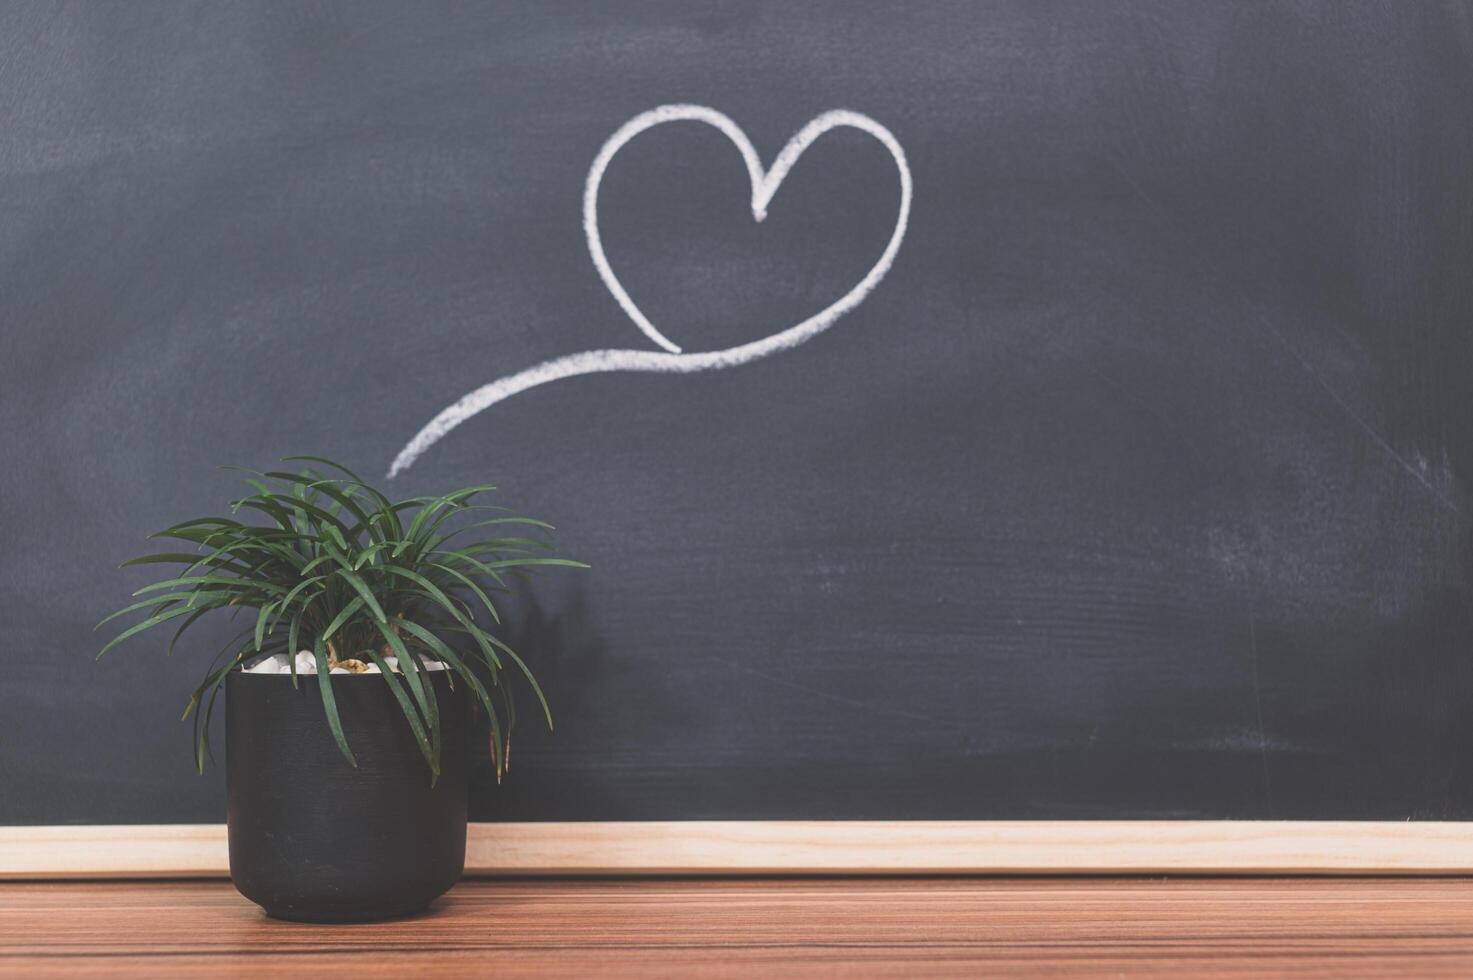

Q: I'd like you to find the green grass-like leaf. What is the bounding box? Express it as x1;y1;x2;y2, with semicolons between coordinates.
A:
99;456;583;777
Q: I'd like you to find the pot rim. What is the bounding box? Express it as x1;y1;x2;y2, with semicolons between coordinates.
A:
228;667;452;680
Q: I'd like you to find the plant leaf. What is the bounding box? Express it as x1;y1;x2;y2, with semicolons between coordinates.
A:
362;647;438;779
320;594;367;642
312;636;356;768
331;568;387;624
98;606;199;659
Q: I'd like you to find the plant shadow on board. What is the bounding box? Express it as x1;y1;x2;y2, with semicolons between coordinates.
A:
466;583;696;820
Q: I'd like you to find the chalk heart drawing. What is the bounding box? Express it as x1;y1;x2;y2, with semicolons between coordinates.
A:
389;103;912;477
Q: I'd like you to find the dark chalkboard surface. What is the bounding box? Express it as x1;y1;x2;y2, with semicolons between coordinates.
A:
4;1;1473;826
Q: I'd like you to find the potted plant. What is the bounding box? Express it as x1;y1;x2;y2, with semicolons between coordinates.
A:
98;456;584;922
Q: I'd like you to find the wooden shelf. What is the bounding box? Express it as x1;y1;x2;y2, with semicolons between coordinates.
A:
5;821;1473;877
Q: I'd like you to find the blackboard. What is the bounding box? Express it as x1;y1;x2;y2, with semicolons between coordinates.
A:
4;1;1472;827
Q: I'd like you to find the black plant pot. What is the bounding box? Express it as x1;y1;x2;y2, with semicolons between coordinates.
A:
226;669;468;922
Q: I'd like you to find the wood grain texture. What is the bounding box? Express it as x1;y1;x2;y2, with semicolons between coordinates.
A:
2;878;1472;978
6;821;1473;878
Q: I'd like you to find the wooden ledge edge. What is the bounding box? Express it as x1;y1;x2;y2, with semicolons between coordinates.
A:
2;821;1471;879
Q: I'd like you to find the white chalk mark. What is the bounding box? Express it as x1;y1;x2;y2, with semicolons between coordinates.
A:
389;105;912;478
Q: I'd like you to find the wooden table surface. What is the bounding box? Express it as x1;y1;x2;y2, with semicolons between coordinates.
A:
2;877;1472;977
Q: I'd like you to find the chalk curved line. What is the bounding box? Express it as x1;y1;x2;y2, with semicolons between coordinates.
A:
388;105;912;478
